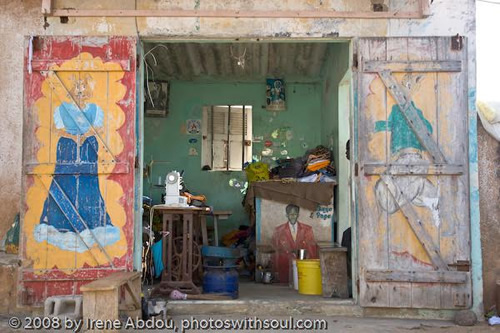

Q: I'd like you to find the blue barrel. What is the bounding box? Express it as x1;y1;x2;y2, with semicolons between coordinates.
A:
203;266;239;299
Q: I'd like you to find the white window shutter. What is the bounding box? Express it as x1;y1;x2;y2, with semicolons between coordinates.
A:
202;105;252;171
212;106;229;170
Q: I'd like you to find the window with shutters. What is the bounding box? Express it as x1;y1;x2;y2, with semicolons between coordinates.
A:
202;105;252;171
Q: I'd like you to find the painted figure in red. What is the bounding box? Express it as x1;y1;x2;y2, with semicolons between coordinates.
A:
271;204;318;284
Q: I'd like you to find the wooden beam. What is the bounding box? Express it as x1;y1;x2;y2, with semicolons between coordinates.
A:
420;0;431;17
48;9;424;19
363;163;463;176
363;60;461;73
381;175;449;271
32;59;130;72
366;270;468;284
25;162;130;175
41;0;52;15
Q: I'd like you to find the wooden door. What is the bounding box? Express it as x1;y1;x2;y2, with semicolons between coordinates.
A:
20;36;136;305
356;37;471;309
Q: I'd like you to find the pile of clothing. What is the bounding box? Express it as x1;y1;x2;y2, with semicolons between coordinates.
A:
269;145;336;183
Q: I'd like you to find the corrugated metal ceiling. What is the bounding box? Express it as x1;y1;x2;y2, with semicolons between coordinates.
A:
143;42;331;82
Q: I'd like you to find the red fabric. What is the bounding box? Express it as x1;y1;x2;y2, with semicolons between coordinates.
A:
271;222;318;284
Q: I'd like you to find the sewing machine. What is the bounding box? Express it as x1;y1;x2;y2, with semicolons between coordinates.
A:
164;171;189;207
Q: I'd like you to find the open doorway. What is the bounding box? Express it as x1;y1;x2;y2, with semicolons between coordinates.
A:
139;40;353;305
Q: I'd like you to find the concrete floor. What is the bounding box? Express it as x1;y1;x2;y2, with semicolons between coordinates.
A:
238;281;352;302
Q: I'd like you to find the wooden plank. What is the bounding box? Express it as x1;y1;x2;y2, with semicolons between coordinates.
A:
378;70;447;163
358;38;391;308
435;37;471;309
82;289;119;331
124;281;141;309
200;216;208;246
33;59;130;71
406;37;442;309
363;163;463;175
80;272;140;291
363;61;461;73
25;162;130;175
381;175;448;271
49;9;425;19
420;0;431;17
366;270;468;284
41;0;52;14
384;38;413;309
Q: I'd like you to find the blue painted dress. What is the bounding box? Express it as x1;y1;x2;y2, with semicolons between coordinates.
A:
34;102;120;252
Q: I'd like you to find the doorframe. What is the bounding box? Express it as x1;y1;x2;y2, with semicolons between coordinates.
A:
134;36;357;298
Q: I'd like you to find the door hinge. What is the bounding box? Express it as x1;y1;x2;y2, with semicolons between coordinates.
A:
353;53;359;70
448;260;470;272
451;34;463;51
355;163;359;177
134;156;139;169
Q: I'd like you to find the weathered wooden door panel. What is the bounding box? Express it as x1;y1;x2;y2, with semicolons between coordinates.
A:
357;37;470;309
20;36;136;306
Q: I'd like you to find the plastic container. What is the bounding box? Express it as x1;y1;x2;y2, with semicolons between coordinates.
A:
292;259;299;290
203;266;239;299
297;259;322;295
201;246;240;258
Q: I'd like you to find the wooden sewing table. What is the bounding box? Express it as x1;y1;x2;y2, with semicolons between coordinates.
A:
153;206;210;295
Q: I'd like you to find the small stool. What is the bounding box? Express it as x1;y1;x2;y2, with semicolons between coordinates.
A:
81;271;141;327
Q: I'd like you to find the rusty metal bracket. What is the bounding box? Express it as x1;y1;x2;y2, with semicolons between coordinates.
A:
451;34;464;51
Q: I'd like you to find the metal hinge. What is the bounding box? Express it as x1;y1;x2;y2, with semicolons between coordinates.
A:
353;53;359;70
451;34;463;51
448;260;470;272
355;163;359;177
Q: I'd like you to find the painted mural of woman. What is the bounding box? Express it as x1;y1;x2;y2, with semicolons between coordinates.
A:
34;75;120;253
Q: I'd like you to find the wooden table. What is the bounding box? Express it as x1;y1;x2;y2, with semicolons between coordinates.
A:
211;210;232;246
153;205;211;295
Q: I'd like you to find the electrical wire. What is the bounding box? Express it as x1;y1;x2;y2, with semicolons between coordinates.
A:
143;44;169;108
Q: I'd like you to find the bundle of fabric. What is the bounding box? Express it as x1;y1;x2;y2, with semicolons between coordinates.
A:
305;146;336;175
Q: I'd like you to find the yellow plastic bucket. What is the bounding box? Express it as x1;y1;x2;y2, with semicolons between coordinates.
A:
297;259;322;295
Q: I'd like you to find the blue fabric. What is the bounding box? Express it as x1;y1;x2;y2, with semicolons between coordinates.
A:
152;238;164;278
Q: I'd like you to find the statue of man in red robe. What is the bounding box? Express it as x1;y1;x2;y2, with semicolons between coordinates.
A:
271;204;318;284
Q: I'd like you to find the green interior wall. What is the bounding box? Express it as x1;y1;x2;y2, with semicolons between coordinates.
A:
144;80;323;239
320;43;351;242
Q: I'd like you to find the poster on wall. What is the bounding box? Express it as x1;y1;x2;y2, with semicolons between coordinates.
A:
145;81;169;117
186;119;202;135
257;198;334;284
266;78;286;111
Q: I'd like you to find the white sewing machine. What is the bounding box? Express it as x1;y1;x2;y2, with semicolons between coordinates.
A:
164;171;189;207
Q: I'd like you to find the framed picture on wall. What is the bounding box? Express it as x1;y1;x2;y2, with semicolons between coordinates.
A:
145;81;169;117
266;78;286;111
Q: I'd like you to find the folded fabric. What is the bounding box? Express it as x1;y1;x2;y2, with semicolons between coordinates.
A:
306;159;330;171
